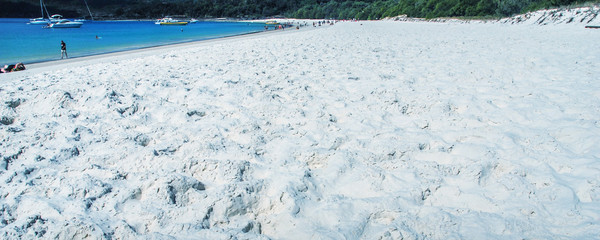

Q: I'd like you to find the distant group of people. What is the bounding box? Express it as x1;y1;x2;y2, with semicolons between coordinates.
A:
313;20;336;27
264;23;293;31
263;20;337;31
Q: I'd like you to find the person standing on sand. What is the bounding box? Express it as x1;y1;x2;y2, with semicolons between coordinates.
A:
61;40;68;59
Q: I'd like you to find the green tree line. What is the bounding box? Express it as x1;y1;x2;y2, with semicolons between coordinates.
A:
291;0;599;19
1;0;598;19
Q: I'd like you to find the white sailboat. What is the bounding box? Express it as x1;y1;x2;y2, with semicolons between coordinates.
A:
31;0;94;27
29;17;49;25
28;0;49;25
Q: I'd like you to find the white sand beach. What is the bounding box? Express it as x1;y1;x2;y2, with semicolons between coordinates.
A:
1;9;600;239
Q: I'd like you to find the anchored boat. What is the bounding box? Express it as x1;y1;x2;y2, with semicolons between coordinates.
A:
155;17;188;25
49;19;83;28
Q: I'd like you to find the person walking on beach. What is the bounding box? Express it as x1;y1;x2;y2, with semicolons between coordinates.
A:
61;40;68;59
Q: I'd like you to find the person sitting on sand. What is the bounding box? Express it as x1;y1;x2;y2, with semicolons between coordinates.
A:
0;65;12;73
0;63;26;73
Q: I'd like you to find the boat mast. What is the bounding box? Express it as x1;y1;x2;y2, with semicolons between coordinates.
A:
82;0;94;20
42;1;51;19
39;0;43;18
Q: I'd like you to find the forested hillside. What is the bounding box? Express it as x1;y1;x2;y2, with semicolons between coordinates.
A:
291;0;599;19
1;0;598;19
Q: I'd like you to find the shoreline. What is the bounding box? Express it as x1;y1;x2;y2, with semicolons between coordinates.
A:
3;25;312;76
23;30;262;66
1;18;310;70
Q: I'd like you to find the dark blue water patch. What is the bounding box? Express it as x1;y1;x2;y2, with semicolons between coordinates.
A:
0;18;266;65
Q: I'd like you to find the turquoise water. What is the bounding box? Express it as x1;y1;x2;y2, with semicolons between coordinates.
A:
0;18;266;65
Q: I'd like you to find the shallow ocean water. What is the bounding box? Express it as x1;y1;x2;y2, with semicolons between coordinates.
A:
0;18;266;65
